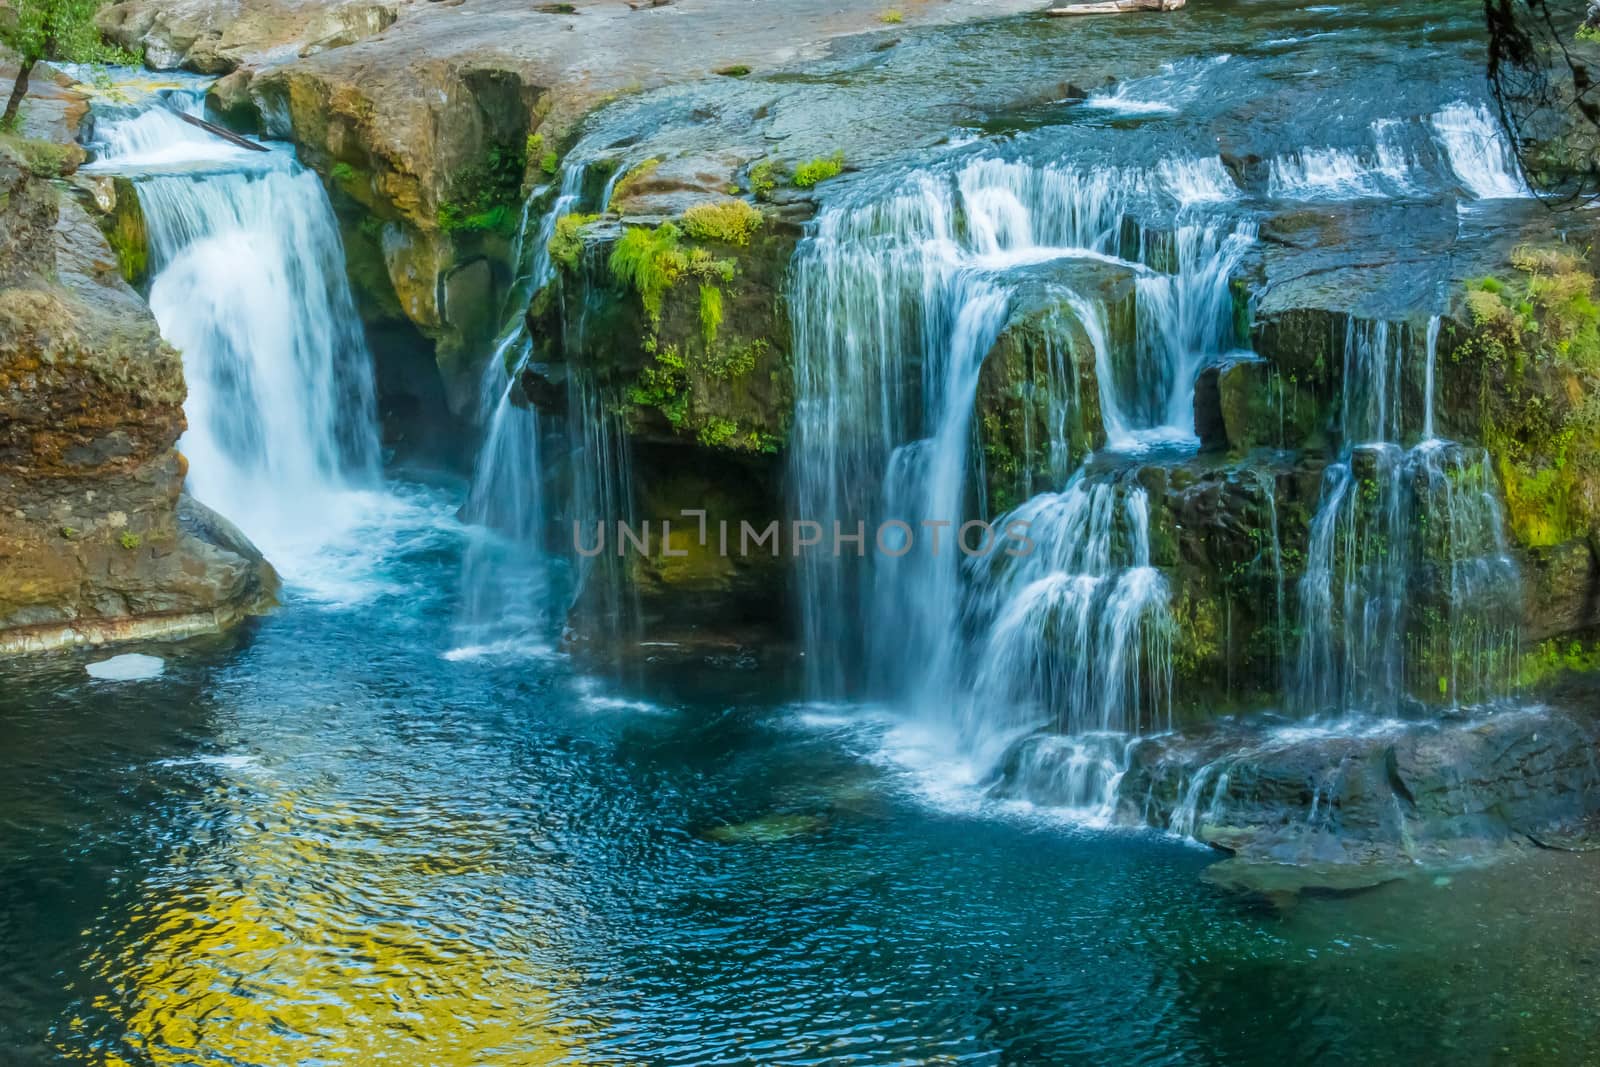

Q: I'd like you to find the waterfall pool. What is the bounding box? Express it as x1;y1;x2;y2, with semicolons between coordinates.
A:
1;476;1597;1063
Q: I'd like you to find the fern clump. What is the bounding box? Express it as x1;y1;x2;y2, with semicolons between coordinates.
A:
610;223;687;323
699;285;724;346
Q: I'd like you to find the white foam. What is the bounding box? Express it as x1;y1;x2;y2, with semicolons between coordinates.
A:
85;653;165;681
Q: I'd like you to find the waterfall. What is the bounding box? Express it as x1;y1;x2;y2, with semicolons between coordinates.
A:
448;169;582;655
787;151;1249;787
85;90;380;578
450;153;639;658
1293;319;1521;714
1431;101;1531;200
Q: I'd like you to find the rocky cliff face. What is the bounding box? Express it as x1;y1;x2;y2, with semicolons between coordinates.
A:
0;139;276;653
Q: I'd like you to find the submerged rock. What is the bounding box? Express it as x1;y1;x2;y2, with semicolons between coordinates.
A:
1115;707;1600;894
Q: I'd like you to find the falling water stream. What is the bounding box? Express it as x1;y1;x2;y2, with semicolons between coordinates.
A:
83;89;384;593
6;8;1596;1062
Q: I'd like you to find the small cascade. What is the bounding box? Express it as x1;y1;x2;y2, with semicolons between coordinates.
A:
788;151;1250;803
1431;101;1531;200
85;89;380;576
960;476;1175;745
449;168;583;653
451;153;641;657
1294;318;1522;714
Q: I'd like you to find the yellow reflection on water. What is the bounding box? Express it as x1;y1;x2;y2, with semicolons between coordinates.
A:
59;775;601;1066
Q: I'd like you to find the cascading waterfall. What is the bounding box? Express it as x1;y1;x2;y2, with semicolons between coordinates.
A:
788;152;1251;810
450;152;640;657
1294;318;1521;714
85;91;380;577
449;170;577;654
1431;101;1531;200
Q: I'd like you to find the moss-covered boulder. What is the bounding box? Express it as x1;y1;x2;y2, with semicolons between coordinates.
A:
533;203;799;455
975;273;1117;514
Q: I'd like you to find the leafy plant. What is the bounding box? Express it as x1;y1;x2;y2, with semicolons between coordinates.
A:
118;531;142;550
748;160;781;201
610;223;687;324
2;0;138;129
699;284;723;346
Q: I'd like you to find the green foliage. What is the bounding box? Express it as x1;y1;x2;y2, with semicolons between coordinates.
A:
59;525;77;539
706;338;766;380
697;416;739;447
2;0;138;116
748;160;780;202
792;152;845;189
628;343;690;427
610;222;687;324
699;284;723;347
330;162;357;183
1459;246;1600;546
118;531;141;550
436;140;526;233
527;131;559;175
685;246;736;283
681;198;763;246
548;212;598;273
880;8;904;23
1518;639;1600;688
714;64;752;77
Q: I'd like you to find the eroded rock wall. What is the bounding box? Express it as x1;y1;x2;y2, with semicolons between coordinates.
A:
0;140;276;653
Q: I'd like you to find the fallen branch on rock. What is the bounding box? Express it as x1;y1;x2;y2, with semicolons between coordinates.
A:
1046;0;1185;15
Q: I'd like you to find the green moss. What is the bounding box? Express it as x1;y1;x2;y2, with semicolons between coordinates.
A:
792;152;845;189
436;140;526;233
699;284;724;347
610;222;687;325
59;526;77;540
748;160;781;202
714;64;752;77
549;212;599;273
609;157;661;209
0;132;81;177
880;8;904;23
681;199;763;246
1518;638;1600;687
1459;246;1600;546
118;531;142;550
330;161;357;183
104;195;148;287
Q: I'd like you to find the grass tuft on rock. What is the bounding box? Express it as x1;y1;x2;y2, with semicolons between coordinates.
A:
681;199;762;246
792;152;844;189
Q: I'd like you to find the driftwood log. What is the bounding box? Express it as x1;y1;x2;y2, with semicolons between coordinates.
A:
167;107;270;152
1046;0;1185;15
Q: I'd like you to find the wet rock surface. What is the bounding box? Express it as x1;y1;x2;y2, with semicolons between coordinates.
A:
995;704;1600;895
0;140;276;653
